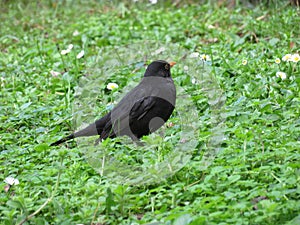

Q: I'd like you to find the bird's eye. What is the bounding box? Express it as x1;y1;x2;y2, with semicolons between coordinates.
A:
165;64;170;70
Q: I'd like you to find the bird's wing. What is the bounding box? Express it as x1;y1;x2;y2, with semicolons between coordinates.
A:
99;82;148;139
100;96;156;139
129;96;156;120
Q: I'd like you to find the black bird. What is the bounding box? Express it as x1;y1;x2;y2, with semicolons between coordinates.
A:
50;60;176;146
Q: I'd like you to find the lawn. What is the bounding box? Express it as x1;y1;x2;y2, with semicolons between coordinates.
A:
0;0;299;224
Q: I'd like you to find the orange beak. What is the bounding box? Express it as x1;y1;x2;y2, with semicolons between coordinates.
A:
169;62;176;67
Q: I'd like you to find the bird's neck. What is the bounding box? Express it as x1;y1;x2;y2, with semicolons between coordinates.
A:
144;69;169;78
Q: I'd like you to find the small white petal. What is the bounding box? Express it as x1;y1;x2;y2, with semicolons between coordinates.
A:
13;179;19;185
68;44;74;50
73;30;80;36
4;177;19;185
61;49;70;55
149;0;157;4
4;177;15;185
50;70;60;77
76;50;85;59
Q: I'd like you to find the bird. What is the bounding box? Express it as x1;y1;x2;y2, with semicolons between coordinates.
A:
50;60;176;146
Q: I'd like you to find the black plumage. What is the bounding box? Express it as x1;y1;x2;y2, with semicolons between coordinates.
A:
50;60;176;146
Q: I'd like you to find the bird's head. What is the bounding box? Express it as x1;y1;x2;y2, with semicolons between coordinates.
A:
144;60;176;78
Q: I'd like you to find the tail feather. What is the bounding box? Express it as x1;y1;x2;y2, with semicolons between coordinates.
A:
50;113;110;146
50;134;75;146
74;123;98;138
50;122;100;146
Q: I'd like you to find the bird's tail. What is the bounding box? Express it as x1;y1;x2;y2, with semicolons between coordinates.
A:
50;134;75;146
50;123;99;146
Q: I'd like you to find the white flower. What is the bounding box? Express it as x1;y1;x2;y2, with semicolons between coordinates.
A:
282;54;292;62
73;30;80;36
183;65;189;71
242;59;248;65
149;0;157;4
61;44;73;55
275;58;281;64
76;50;85;59
200;54;211;61
207;24;215;29
61;49;70;55
107;82;119;90
291;53;300;63
50;70;60;77
276;71;287;80
190;52;199;58
67;44;73;50
4;177;19;186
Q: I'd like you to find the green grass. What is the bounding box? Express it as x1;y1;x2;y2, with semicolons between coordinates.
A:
1;1;300;224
